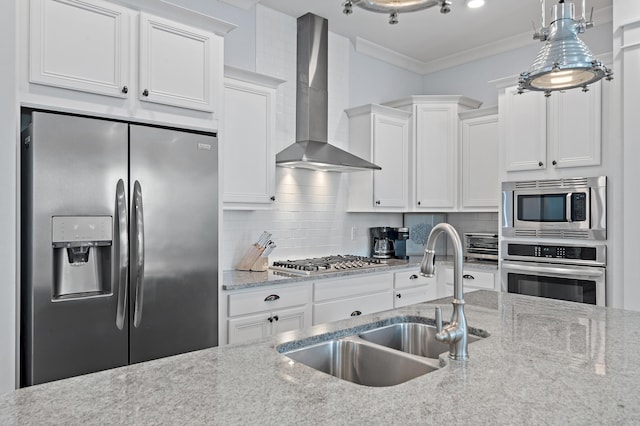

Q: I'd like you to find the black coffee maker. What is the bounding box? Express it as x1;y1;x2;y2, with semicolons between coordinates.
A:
369;227;409;260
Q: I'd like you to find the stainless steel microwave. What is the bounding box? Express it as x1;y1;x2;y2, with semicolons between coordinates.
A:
502;176;606;240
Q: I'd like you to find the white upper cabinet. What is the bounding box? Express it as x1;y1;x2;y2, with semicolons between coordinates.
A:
29;0;131;98
24;0;233;130
139;13;217;112
460;107;500;210
548;84;602;169
383;96;483;212
346;104;410;212
500;82;602;173
223;67;283;209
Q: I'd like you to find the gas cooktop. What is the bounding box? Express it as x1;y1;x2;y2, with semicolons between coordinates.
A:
270;255;385;276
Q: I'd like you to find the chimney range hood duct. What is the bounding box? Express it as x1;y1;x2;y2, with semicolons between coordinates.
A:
276;13;381;172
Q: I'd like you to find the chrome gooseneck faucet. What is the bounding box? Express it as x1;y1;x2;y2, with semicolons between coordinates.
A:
420;223;469;360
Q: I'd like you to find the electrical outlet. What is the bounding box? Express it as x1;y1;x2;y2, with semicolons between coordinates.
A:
350;226;357;241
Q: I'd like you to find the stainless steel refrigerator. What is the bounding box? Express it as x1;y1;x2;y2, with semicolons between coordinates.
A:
20;111;218;386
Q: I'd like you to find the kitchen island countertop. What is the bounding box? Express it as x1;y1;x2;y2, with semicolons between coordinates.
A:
1;290;639;425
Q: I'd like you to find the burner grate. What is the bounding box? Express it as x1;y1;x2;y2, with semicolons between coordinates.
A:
270;255;384;275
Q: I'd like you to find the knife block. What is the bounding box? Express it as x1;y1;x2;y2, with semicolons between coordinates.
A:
236;244;268;272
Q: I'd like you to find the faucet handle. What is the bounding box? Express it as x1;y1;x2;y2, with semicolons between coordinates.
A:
435;306;443;334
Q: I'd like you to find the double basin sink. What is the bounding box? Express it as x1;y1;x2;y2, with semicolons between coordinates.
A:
278;318;487;387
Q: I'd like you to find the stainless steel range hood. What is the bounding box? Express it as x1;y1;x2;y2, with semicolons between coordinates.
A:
276;13;381;172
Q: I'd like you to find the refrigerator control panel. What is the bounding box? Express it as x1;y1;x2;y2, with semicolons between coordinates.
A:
52;216;112;247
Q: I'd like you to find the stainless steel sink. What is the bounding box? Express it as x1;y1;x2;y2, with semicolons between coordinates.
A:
358;322;482;359
284;337;439;387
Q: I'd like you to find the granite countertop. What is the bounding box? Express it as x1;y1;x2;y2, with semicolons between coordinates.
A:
2;290;639;425
224;256;498;291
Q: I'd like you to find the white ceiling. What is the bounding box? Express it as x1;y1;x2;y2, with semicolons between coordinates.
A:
221;0;613;73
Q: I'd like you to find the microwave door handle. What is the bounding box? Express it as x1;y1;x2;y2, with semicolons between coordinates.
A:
505;262;604;278
566;193;573;222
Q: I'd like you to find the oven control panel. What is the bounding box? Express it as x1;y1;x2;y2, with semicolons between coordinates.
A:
507;244;597;261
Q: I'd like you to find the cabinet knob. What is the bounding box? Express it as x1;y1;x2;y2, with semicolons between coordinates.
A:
121;86;128;94
142;89;149;97
417;201;421;206
409;274;418;280
264;294;280;302
375;200;381;205
267;316;274;323
538;161;544;167
463;274;475;280
552;160;557;166
270;196;276;201
396;293;402;299
350;310;362;317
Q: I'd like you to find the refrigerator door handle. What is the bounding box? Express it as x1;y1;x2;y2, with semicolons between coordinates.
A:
132;180;145;328
115;179;129;330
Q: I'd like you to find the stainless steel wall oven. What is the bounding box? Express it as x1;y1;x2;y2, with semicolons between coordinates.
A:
501;242;606;306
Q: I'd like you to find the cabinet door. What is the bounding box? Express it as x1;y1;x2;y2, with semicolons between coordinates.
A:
548;82;602;168
502;86;547;171
223;78;276;206
139;13;218;112
313;292;392;325
461;114;499;209
394;286;437;308
29;0;130;97
228;313;271;344
272;306;309;335
372;114;409;208
443;267;496;290
414;104;457;209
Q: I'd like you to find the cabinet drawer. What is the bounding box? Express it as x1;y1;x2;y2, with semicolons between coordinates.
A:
228;285;310;317
394;269;436;289
394;286;437;308
313;292;392;325
314;273;393;302
443;268;495;290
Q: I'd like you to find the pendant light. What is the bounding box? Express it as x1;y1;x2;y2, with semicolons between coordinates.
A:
343;0;452;25
518;0;612;97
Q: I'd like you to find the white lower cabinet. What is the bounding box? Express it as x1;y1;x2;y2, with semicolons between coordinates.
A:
393;269;438;308
228;306;308;344
225;284;311;345
312;273;393;325
441;266;497;291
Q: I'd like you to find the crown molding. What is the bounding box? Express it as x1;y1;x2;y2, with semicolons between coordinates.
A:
354;5;613;76
354;37;426;74
217;0;260;10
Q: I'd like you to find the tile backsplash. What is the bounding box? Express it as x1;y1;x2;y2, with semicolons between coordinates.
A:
222;169;402;270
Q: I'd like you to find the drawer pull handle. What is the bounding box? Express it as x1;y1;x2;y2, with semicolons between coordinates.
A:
396;293;402;299
463;274;475;280
350;310;362;317
409;274;418;280
264;294;280;302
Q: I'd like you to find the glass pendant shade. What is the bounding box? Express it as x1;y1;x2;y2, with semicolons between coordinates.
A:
519;1;612;95
343;0;452;23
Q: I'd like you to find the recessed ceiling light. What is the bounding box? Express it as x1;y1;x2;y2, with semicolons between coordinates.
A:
466;0;485;8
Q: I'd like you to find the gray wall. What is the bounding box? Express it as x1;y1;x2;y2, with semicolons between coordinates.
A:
422;22;614;107
348;45;424;106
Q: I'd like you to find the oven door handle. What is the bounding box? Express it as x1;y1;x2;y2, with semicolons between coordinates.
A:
503;262;604;278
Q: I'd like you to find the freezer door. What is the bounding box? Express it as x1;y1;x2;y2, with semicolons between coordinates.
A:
21;112;129;386
129;125;218;363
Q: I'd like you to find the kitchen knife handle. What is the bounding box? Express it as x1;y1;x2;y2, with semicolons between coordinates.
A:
133;180;145;328
115;179;129;330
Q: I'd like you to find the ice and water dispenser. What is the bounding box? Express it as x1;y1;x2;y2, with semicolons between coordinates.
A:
51;216;113;299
